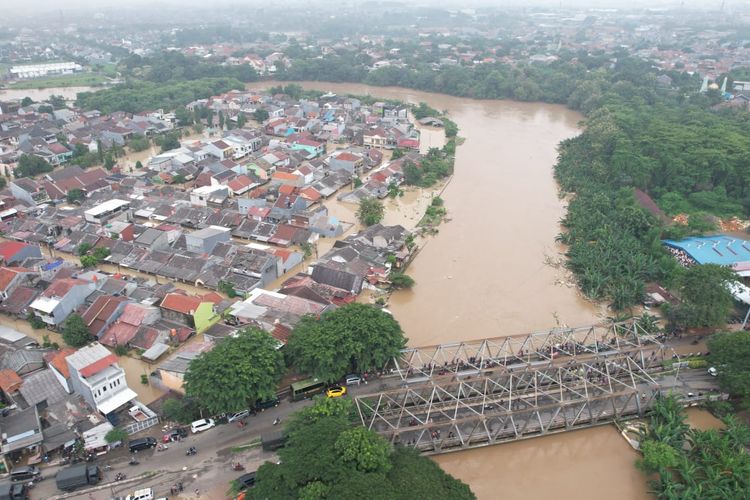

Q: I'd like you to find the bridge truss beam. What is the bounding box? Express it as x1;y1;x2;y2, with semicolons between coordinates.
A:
386;319;662;382
357;355;662;455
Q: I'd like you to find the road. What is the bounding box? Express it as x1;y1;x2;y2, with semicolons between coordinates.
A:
32;337;715;499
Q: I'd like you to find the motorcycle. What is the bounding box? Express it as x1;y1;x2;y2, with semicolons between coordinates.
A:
129;457;139;466
157;444;168;452
232;462;245;471
186;447;197;456
115;472;126;481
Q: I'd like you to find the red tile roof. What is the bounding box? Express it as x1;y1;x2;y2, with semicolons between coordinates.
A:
81;295;128;335
44;348;76;379
0;241;31;262
161;292;202;315
79;353;118;377
335;152;360;162
0;266;32;292
299;187;322;202
0;369;22;393
42;278;88;299
278;184;296;195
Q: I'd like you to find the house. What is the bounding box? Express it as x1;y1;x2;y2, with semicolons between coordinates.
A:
203;140;233;160
65;342;137;416
134;228;170;251
185;226;231;254
44;348;77;393
29;277;95;327
190;185;230;207
0;241;43;265
159;292;221;334
84;199;131;225
329;151;364;174
80;295;129;338
0;266;36;300
154;340;214;393
227;288;332;344
100;302;160;347
9;178;49;205
363;127;388;148
290;138;325;158
0;406;43;461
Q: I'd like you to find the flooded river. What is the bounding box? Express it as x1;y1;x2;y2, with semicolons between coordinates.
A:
0;86;96;102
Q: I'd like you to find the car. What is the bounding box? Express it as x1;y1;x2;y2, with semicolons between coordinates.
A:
344;374;362;386
162;427;188;443
11;465;40;481
190;418;216;434
708;367;718;377
253;397;280;412
326;385;347;398
236;472;256;490
128;437;157;453
126;487;154;500
228;410;250;423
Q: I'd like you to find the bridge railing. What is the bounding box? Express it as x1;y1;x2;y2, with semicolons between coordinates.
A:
384;319;663;382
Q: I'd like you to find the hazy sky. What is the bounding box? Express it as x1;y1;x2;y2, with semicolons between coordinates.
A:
9;0;729;13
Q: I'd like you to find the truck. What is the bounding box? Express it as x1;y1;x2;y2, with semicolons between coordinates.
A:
0;482;28;500
55;464;101;492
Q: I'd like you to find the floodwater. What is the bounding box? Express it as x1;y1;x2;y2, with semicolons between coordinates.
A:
247;81;604;345
0;86;95;102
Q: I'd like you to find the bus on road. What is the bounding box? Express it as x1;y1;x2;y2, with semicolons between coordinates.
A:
290;378;326;401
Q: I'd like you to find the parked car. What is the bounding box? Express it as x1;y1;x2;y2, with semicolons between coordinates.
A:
125;487;154;500
162;428;188;443
190;418;215;434
128;437;157;453
228;410;250;423
10;465;39;482
326;385;347;398
344;374;362;386
708;367;718;377
253;397;280;412
236;472;256;490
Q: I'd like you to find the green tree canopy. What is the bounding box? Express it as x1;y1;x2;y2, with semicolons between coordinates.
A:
286;303;406;382
105;428;128;444
674;264;737;328
160;133;181;153
250;398;474;499
356;197;385;226
67;188;84;204
253;109;269;122
62;314;92;347
707;331;750;403
184;327;284;414
15;154;53;178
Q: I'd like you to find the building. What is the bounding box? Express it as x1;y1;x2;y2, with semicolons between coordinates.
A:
185;225;231;254
84;199;131;224
29;278;95;327
0;241;43;266
10;62;83;79
154;341;214;393
190;185;229;207
160;292;221;333
65;342;137;416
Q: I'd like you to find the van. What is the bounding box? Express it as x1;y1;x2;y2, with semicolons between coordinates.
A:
228;410;250;423
125;487;154;500
345;374;363;386
10;466;39;482
128;437;157;453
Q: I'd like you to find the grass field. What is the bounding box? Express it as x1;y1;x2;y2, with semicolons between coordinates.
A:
10;73;108;89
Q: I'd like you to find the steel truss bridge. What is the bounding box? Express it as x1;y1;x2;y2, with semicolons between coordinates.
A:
355;320;691;455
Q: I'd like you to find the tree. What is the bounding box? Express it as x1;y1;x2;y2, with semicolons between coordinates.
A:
161;398;201;424
21;97;33;107
76;243;93;256
38;105;54;114
237;112;247;128
128;135;150;152
105;428;128;444
674;264;736;328
218;280;239;298
636;440;681;474
253;109;269;122
62;314;92;347
391;148;405;160
160;133;181;152
135;160;143;169
67;188;84;204
286;303;406;382
218;111;225;129
171;174;186;184
335;427;392;473
389;273;415;289
356;197;385;226
103;154;116;171
707;331;750;403
49;95;67;110
252;398;474;499
15;154;53;178
184;328;284;414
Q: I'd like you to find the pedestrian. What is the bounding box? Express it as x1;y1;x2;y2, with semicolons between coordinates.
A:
195;487;200;497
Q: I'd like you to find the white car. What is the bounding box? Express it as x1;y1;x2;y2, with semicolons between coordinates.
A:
191;418;216;434
228;410;250;423
708;367;718;377
126;488;154;500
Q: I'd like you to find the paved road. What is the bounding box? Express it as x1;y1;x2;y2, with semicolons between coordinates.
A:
32;336;714;499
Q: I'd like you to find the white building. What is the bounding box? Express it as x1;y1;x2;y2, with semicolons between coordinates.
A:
10;62;83;79
66;343;137;416
84;199;131;224
190;185;229;207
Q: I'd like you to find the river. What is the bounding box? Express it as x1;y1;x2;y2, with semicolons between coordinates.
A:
0;86;96;102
